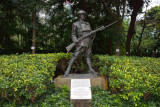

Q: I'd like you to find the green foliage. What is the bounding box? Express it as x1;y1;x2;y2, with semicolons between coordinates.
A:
92;86;160;107
146;6;160;22
141;36;158;49
133;6;160;56
41;86;73;107
1;85;73;107
0;53;71;103
130;24;158;56
0;53;160;106
91;87;124;107
96;55;160;106
0;0;127;55
145;6;160;52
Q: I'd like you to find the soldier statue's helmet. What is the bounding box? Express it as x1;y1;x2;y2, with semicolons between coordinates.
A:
77;10;87;15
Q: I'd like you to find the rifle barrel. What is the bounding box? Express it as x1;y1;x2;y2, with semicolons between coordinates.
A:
104;21;118;29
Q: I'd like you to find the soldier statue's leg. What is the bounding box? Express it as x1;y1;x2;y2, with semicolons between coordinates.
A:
64;46;83;77
85;46;98;74
86;57;98;74
64;56;77;77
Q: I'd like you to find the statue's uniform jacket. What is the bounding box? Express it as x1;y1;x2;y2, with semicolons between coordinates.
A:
71;20;94;57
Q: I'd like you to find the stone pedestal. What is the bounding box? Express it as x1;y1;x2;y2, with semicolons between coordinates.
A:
54;73;105;90
54;73;105;107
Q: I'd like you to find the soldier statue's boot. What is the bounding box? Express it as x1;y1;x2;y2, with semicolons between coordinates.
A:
64;56;77;77
86;58;98;75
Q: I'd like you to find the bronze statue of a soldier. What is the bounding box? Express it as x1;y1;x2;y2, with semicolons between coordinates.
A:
64;10;98;77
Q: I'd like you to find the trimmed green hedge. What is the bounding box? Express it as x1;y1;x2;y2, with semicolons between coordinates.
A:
1;85;73;107
95;55;160;106
0;53;160;106
91;86;159;107
0;53;72;104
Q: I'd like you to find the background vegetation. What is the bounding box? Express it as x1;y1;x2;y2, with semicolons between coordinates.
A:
0;0;159;57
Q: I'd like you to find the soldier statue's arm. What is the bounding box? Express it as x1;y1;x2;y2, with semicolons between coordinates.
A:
71;23;78;43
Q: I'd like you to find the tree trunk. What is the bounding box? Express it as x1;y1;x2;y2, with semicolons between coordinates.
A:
32;4;36;54
0;30;5;48
137;23;145;56
116;22;123;56
137;11;146;56
1;37;6;48
0;9;12;49
116;40;121;55
108;38;112;55
126;0;143;56
115;0;126;56
100;0;115;55
126;10;137;56
100;0;126;56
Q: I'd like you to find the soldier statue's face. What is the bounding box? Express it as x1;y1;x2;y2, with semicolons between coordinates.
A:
79;14;86;21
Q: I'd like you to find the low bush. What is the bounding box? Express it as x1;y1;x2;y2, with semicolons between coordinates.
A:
91;86;159;107
91;87;123;107
0;53;71;104
1;85;73;107
95;55;160;106
41;86;73;107
0;53;159;106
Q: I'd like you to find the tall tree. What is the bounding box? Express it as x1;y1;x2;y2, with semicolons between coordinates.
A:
32;1;36;54
144;6;160;56
126;0;144;56
137;10;147;56
100;0;127;55
0;0;16;48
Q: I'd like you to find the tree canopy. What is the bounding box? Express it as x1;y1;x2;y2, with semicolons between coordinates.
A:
0;0;159;57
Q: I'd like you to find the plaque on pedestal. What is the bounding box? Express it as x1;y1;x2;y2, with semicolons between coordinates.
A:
71;79;91;99
71;79;91;107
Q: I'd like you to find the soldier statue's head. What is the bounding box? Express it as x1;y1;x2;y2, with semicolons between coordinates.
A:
77;10;87;21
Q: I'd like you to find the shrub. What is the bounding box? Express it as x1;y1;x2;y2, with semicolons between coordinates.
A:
0;53;159;106
91;86;160;107
91;86;123;107
1;85;73;107
0;53;71;104
96;55;160;106
41;86;73;107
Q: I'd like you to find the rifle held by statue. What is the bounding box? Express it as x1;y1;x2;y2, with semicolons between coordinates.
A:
66;21;118;52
